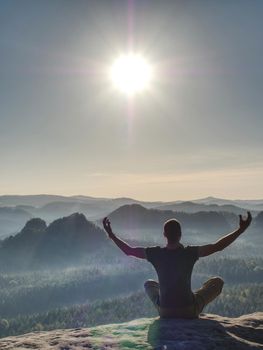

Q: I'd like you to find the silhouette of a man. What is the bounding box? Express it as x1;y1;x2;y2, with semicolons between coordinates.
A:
103;212;252;318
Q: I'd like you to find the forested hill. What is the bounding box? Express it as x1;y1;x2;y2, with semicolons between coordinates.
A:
0;213;108;271
107;204;235;233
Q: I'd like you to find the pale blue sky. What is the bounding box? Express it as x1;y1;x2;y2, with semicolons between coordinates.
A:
1;0;263;200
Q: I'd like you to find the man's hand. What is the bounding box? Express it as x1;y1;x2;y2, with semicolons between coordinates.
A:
103;217;114;238
239;211;252;233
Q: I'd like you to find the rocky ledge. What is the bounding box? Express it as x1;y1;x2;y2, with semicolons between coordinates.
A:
0;312;262;350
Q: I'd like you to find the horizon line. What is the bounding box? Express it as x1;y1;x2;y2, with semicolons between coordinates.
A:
0;193;263;202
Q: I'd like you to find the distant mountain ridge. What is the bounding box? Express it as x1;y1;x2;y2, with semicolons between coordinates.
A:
0;194;163;208
1;194;262;210
193;196;263;209
0;195;164;227
155;201;251;215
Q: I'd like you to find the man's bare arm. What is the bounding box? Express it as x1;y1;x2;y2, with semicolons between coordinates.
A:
198;212;252;257
103;217;146;259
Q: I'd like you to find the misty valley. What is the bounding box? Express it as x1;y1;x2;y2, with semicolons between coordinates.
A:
0;195;262;337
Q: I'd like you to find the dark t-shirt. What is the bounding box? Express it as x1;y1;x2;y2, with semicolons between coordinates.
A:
145;245;199;308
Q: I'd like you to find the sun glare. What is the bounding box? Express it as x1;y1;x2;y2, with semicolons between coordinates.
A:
110;54;152;95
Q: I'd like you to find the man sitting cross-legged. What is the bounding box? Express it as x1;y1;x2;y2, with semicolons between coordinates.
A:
103;212;252;319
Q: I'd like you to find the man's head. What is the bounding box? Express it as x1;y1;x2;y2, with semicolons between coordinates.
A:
163;219;182;244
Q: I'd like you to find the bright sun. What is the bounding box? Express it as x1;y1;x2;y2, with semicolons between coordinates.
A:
110;54;152;95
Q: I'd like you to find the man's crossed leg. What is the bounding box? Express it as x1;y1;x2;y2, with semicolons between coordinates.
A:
144;277;224;318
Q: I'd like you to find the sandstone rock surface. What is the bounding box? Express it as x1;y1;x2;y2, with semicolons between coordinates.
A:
0;312;262;350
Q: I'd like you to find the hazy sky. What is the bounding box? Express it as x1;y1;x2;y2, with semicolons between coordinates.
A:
1;0;263;201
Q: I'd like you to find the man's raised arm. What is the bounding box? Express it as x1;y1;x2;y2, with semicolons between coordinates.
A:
198;212;252;257
102;217;146;259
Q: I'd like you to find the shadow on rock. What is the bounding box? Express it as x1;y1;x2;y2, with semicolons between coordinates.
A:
147;316;261;350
